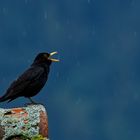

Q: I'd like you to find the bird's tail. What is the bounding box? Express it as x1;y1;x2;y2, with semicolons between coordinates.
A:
0;95;8;102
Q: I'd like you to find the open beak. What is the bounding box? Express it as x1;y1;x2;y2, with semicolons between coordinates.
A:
49;51;59;62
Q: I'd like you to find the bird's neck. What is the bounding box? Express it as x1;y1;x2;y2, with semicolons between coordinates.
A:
31;62;50;73
33;59;52;66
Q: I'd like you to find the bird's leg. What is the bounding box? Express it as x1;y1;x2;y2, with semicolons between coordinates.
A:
28;97;35;104
24;97;37;106
28;97;37;104
25;97;44;106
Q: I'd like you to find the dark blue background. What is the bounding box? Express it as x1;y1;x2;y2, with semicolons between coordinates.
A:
0;0;140;140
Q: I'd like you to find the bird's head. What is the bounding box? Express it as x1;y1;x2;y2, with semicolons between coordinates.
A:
33;52;59;65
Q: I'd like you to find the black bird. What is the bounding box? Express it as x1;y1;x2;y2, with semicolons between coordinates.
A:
0;52;59;103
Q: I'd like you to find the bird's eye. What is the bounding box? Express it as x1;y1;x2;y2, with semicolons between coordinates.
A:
44;54;48;58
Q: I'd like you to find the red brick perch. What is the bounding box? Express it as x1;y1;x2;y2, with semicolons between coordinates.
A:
0;104;49;140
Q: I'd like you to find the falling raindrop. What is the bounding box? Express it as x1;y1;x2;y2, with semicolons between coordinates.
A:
56;72;60;78
22;31;27;37
44;11;47;20
2;7;8;15
134;31;137;37
76;98;82;105
88;0;91;4
25;0;28;4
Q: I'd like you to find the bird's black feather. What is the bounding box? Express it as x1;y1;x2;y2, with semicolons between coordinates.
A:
0;52;57;103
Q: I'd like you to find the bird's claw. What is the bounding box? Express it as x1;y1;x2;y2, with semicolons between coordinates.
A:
25;102;44;106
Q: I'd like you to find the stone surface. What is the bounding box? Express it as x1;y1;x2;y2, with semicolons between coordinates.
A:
0;104;49;140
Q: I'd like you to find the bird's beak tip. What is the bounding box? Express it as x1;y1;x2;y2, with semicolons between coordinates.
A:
50;51;58;56
49;51;59;62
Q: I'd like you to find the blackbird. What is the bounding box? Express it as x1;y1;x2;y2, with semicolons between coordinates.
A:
0;52;59;103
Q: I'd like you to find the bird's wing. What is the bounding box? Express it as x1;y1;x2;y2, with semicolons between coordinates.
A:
3;66;44;99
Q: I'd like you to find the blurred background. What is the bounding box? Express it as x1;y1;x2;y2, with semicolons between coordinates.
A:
0;0;140;140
